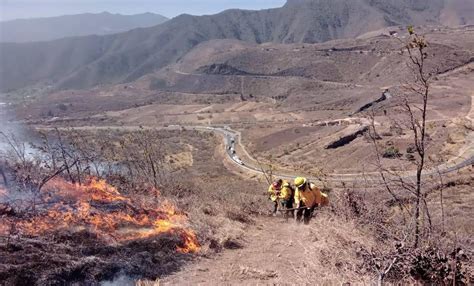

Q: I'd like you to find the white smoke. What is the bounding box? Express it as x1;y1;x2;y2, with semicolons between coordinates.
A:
0;102;38;160
0;101;39;202
100;275;136;286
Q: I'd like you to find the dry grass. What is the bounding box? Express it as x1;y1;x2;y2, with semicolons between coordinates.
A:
287;211;376;285
135;279;160;286
177;176;266;253
222;265;278;281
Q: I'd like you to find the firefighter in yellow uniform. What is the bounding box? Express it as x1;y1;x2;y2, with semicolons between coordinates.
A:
294;177;323;224
268;179;294;216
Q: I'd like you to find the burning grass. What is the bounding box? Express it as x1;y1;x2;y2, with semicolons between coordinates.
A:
0;177;200;284
2;177;199;252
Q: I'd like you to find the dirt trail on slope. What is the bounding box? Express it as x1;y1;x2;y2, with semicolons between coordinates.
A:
162;214;373;285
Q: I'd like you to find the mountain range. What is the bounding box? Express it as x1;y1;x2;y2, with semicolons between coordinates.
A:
1;0;473;92
0;12;168;43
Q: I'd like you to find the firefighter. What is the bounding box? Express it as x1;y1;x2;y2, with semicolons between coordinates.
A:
294;177;323;224
268;179;294;216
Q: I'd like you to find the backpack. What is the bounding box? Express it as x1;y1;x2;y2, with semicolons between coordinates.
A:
307;182;329;206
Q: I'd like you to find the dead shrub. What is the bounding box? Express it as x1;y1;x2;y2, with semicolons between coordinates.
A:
222;238;243;250
409;247;469;284
225;210;253;224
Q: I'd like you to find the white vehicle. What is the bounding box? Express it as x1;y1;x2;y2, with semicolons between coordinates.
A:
233;156;244;165
230;148;236;154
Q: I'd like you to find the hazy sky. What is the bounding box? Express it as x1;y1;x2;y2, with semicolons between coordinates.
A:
0;0;287;21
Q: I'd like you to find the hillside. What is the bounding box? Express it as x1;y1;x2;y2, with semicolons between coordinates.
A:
11;26;473;173
0;12;168;43
1;0;473;92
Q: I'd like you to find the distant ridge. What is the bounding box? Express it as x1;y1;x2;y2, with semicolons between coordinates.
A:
0;12;169;43
1;0;473;92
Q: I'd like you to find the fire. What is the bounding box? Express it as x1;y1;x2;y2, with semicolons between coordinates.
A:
45;177;129;203
0;177;200;254
177;231;200;254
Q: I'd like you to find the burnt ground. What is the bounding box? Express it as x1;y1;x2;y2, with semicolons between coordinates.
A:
0;231;191;286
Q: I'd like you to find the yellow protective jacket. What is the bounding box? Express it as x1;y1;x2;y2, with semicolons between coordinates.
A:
268;180;293;202
294;183;323;208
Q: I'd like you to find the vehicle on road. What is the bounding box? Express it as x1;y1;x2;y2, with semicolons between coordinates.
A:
233;155;244;165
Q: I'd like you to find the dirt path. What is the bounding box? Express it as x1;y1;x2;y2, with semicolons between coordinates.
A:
161;215;372;285
467;93;474;122
174;68;355;88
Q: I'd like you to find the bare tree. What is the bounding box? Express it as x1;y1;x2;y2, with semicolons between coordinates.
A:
372;27;435;246
363;27;442;284
255;155;275;185
400;28;434;247
0;131;28;168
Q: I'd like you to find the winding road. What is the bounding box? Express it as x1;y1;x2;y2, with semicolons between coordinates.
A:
201;124;474;185
211;90;474;185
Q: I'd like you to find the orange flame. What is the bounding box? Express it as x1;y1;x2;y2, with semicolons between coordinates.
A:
177;231;200;254
44;177;129;203
1;177;200;254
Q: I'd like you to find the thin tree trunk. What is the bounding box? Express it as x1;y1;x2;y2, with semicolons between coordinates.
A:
75;160;82;185
0;167;8;187
147;153;158;190
415;159;423;248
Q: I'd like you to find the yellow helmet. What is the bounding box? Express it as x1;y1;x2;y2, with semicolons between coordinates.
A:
294;177;307;188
